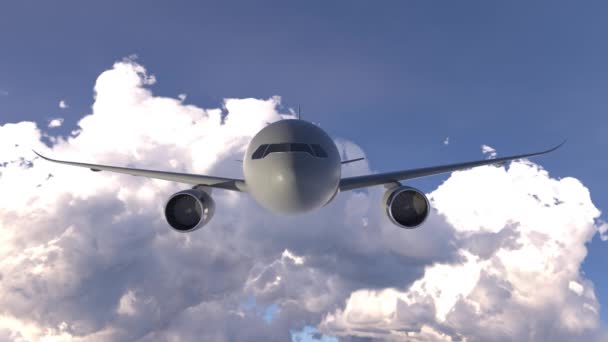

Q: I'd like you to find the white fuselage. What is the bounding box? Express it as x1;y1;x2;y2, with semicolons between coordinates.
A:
243;120;341;213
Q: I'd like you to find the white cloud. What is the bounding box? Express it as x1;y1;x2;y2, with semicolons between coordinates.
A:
569;281;584;296
117;290;138;316
48;118;64;128
443;136;449;145
281;249;305;265
598;220;608;241
321;161;604;340
59;100;69;109
482;144;497;159
178;93;187;101
0;59;605;341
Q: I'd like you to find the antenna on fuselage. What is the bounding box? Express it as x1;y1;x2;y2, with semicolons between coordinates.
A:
297;105;301;120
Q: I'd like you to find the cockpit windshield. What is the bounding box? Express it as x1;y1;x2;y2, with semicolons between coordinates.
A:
251;143;327;160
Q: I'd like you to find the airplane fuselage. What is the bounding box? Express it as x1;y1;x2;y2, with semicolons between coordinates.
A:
243;120;341;213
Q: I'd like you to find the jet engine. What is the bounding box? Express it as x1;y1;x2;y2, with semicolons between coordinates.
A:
383;186;430;228
164;188;215;232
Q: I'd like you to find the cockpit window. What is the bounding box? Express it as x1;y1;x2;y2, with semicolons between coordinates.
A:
251;144;269;159
290;143;313;154
265;143;290;155
251;143;328;159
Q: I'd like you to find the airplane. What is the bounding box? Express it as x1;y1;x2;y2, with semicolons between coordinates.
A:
33;119;563;232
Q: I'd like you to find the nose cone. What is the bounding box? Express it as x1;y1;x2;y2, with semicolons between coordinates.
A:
243;120;341;214
259;154;324;213
247;153;335;213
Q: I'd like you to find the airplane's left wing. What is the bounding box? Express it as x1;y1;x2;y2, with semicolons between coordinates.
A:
339;142;564;192
33;151;246;192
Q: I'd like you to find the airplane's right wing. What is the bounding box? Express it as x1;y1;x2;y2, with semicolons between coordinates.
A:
339;141;565;192
33;151;246;192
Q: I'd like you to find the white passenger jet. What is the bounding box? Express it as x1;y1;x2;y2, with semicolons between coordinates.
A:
34;119;562;232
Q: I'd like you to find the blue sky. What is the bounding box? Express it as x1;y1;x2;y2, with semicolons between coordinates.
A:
1;1;606;339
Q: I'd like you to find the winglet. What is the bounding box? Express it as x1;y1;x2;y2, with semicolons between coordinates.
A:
547;139;567;153
32;149;48;160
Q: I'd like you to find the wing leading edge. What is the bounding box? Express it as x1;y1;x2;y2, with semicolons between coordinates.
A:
339;141;565;192
32;151;246;192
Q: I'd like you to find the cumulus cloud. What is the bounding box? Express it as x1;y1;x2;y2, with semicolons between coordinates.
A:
321;162;605;341
482;144;497;159
59;100;69;109
178;93;187;101
0;59;605;341
48;118;64;128
443;136;449;145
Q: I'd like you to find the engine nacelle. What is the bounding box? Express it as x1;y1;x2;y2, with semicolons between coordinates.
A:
164;188;215;232
383;186;430;228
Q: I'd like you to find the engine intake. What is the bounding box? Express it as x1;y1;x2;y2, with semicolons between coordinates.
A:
383;186;430;228
164;188;215;232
